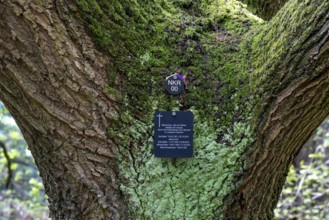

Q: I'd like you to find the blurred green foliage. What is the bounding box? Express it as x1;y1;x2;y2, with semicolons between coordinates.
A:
275;118;329;220
0;102;48;220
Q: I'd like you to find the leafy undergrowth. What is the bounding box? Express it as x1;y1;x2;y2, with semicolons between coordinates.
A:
275;119;329;219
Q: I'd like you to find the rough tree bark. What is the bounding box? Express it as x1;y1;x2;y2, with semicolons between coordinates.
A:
0;0;328;219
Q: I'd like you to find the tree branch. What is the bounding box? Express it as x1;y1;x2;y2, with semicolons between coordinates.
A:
0;1;125;218
224;0;329;218
0;141;12;189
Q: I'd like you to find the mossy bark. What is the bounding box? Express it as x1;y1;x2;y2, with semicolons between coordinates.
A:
0;0;328;219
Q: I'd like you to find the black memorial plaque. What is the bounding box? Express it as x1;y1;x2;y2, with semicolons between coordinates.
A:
164;74;185;95
154;111;193;158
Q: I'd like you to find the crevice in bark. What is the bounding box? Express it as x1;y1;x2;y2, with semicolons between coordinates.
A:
238;0;289;20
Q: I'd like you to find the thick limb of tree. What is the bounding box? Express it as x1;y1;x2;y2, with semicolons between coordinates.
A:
0;1;124;218
0;0;328;219
224;1;329;218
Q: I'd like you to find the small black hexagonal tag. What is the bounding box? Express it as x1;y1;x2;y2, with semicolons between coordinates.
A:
164;74;185;95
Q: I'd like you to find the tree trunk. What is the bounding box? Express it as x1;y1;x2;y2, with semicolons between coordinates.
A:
0;0;328;219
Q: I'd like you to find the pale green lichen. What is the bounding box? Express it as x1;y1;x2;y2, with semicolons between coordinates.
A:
118;109;254;219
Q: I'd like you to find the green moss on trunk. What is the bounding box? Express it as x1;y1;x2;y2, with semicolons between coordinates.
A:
74;0;263;218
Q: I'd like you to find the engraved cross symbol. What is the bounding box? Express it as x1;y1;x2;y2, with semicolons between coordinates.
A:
156;113;163;127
